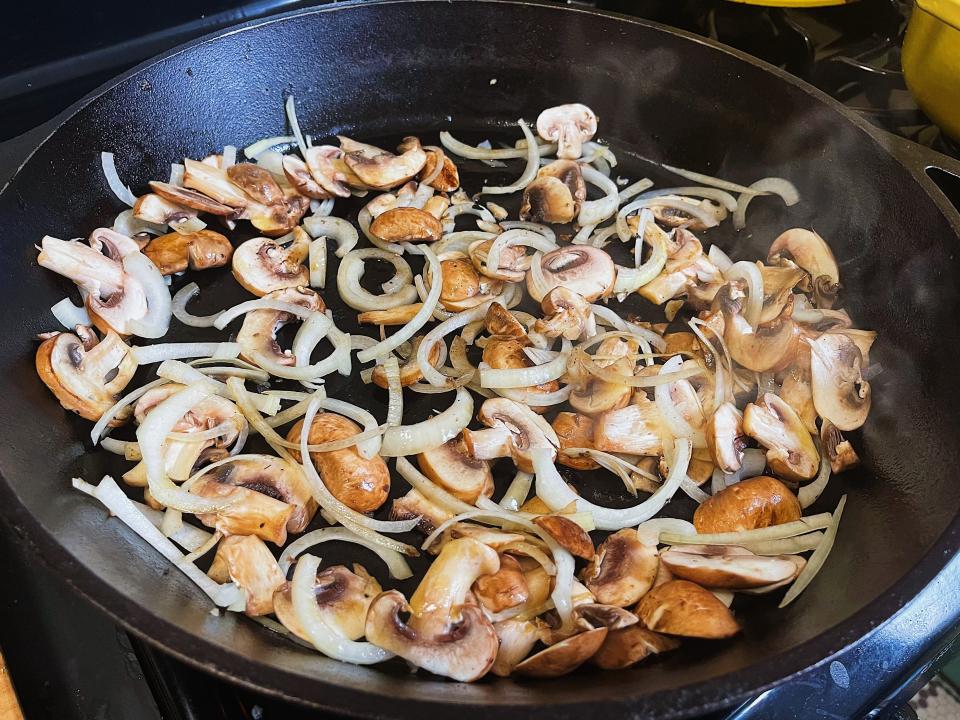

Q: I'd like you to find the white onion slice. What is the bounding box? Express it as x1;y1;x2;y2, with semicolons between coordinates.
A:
639;186;738;211
248;313;347;382
578;166;620;226
533;438;691;531
303;216;359;257
725;261;764;329
285;95;308;157
90;376;170;446
571;223;597;245
659;513;833;546
309;236;327;289
613;220;668;296
214;298;317;330
418;302;494;386
132;342;239;365
379;387;473;457
680;477;710;503
779;496;846;607
655;355;707;448
740;532;823;556
479;338;570;388
221;145;237;168
73;476;243;607
616;196;719;243
799;442;831;509
618;178;654;203
733;177;801;230
123;252;172;339
485;228;556;275
708;244;734;273
499;471;533;511
171;283;223;328
51;296;92;329
170;217;207;234
316;397;381;459
292;554;393;664
591;303;665;352
660;163;771;196
169;163;185;186
495;385;572;407
131;499;214;552
279;527;413;579
244;135;297;159
101;152;138;207
113;209;166;237
440;131;555;160
383;356;403;427
479;119;539;195
636;518;696;547
337;249;418;312
499;221;556;244
158;360;279;416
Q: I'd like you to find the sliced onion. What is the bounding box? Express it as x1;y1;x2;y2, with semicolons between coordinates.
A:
578;350;701;388
131;499;214;552
91;377;169;445
485;228;556;275
480;338;570;388
479;119;539;195
660;163;771;196
100;437;139;458
618;178;654;203
245;313;350;382
221;145;237;168
123;251;172;339
655;355;707;448
591;304;666;352
317;397;381;459
680;477;710;503
578;165;620;226
499;221;556;244
799;442;831;509
708;244;734;273
659;512;833;546
356;245;442;363
279;527;413;579
303;216;359;258
244;135;297;159
285;95;308;157
636;518;696;547
172;283;222;328
613;221;668;296
132;342;239;365
434;230;495;256
572;223;597;245
440;131;555;160
779;496;846;607
214;298;317;330
639;186;738;212
733;177;801;230
418;301;494;386
496;385;572;407
159;360;279;416
51;296;92;328
533;438;691;531
101;151;137;207
500;471;533;511
170;217;207;234
383;356;403;427
725;260;764;329
292;554;393;664
337;248;417;312
113;209;166;237
379;387;473;457
73;476;243;607
169;163;185;186
740;532;823;556
309;237;327;289
721;447;767;487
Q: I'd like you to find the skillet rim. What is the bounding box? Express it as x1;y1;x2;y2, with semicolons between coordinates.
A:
1;1;958;717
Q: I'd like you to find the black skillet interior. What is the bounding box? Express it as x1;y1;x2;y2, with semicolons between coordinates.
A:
1;1;959;718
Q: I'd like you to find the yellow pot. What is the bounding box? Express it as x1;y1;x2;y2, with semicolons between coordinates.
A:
902;0;960;140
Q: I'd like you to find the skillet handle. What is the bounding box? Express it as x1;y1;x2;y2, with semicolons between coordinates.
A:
873;129;960;213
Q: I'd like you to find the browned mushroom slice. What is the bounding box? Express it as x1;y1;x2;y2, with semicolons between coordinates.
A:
36;330;137;424
473;554;530;613
569;336;637;416
133;193;200;225
148;181;237;216
743;393;819;482
182;158;252;207
208;534;286;616
191;477;294;546
706;402;747;474
287;414;390;514
225;162;285;207
420;149;460;192
638;228;723;305
482;306;560;409
821;419;860;473
468;239;529;282
573;603;639;631
636;580;740;639
236;286;325;367
739;555;807;595
435;256;502;312
417;437;494;503
778;343;818;434
389;488;453;534
438;523;525;554
231;230;309;297
536;104;598;159
514;627;608;678
716;281;800;373
552;412;599;470
365;538;500;682
528;246;616;303
520;168;579;224
274;563;382;641
583;529;659;607
280;154;332;199
807;332;871;431
492;619;539;677
534;286;595;341
462;398;559;473
660;546;800;589
357;304;423;326
759;265;806;323
143;229;233;275
591;624;681;669
339;135;427;190
592;396;664;456
533;515;594;560
767;228;840;292
485;301;526;338
371;336;443;388
693;475;802;534
245;195;309;238
370;206;443;244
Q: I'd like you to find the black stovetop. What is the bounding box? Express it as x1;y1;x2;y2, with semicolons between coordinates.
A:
1;1;959;719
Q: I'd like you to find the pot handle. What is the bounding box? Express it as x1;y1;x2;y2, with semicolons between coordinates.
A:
873;129;960;213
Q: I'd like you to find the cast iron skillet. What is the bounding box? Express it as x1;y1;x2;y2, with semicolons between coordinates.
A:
2;1;960;717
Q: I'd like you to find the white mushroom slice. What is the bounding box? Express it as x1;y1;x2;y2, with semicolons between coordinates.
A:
583;529;659;607
339;135;427;190
182;158;252;207
389;488;453;534
226;162;287;207
274;564;381;641
236;286;324;367
527;246;616;303
807;332;871;431
491;619;539;677
133;193;200;225
417;438;494;503
232;230;310;297
208;534;286;616
706;402;746;474
660;547;800;589
534;286;596;341
743;393;819;483
191;475;294;546
716;281;799;373
468;239;529;282
281;154;332;199
148;181;236;216
463;398;559;473
536;104;598;160
520;160;586;223
779;344;818;434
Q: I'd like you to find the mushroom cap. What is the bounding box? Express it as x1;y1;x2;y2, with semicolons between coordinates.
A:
286;413;390;513
759;265;806;324
340;135;427;190
492;619;539;677
552;412;599;470
807;332;871;431
466;397;559;472
484;302;527;338
583;529;659;607
417;437;494;503
36;330;137;424
743;393;820;482
706;402;746;474
591;624;681;670
717;281;800;373
519;175;576;224
226;162;287;207
236;286;325;367
301;146;354;198
636;579;740;639
514;627;608;678
371;335;443;388
143;229;233;276
231;231;309;297
148;180;236;216
768;228;840;286
528;246;616;303
535;286;596;341
473;554;530;613
370;206;443;244
693;475;802;534
133;193;199;225
533;515;594;560
536;104;598;160
435;256;501;312
420;149;460;192
273;564;381;641
539;160;586;209
208;534;286;616
660;546;800;589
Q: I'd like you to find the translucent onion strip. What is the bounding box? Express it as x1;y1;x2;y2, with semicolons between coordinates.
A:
739;532;823;556
500;471;533;511
799;442;832;509
278;527;413;579
418;302;495;386
91;377;169;445
172;283;223;328
733;177;801;230
660;163;771;196
338;250;417;313
131;342;239;365
639;186;738;212
486;229;557;274
439;131;555;160
779;496;846;608
379;387;473;457
578;165;620;226
383;356;403;427
51;296;92;328
244;135;296;159
659;513;833;545
591;304;666;352
159;361;279;415
479;119;539;195
101;152;138;207
479;338;569;388
725;261;764;329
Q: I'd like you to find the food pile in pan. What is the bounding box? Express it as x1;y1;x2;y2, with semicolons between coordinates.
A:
37;100;874;680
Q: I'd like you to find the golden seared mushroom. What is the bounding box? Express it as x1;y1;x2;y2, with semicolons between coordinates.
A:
593;395;664;456
142;229;233;276
287;414;390;513
433;255;503;312
182;158;253;208
743;393;819;482
706;402;747;474
527;246;616;303
534;515;594;560
208;535;286;616
281;154;332;199
638;228;724;306
779;343;818;434
389;489;453;534
371;336;443;388
226;162;287;207
468;238;529;282
552;412;599;470
358;304;423;326
715;280;800;373
339;135;427;190
535;286;596;341
417;437;494;503
519;160;586;224
148;181;237;216
302;145;363;198
473;554;530;613
759;265;806;323
636;580;740;639
35;329;137;423
694;475;802;534
591;624;681;670
191;475;295;546
481;304;560;408
365;538;500;682
807;332;871;431
370;206;443;244
492;619;539;677
231;229;310;297
462;397;560;472
420;148;460;192
767;228;840;301
536;103;598;160
274;563;382;641
236;286;324;367
660;545;801;590
583;529;659;607
821;419;860;473
133;193;201;226
514;627;608;678
569;336;637;415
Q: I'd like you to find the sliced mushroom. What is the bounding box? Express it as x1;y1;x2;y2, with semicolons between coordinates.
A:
739;555;808;595
462;398;559;472
370;206;443;244
583;529;659;607
533;515;594;560
778;343;818;434
225;162;286;207
648;196;726;233
552;412;599;470
437;523;525;554
142;229;233;276
484;302;527;339
591;624;681;669
527;246;616;303
519;160;585;224
743;393;819;482
148;181;236;216
434;255;503;312
88;227;146;259
638;228;724;306
706;402;747;474
274;563;382;641
569;336;636;415
534;286;596;341
592;396;664;456
759;265;806;323
191;480;294;546
371;335;443;388
473;554;529;613
281;154;332;199
208;534;286;616
821;419;860;473
573;603;639;631
365;538;500;682
36;329;137;423
420;149;460;192
287;413;390;513
514;627;608;678
660;546;800;590
492;619;539;677
482;305;559;408
357;304;423;326
636;580;740;639
468;238;529;282
389;488;453;534
716;281;799;373
231;230;310;296
806;332;871;431
768;229;840;293
693;475;802;534
236;286;324;367
417;437;494;503
339;135;427;190
536;104;598;160
133;193;200;225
